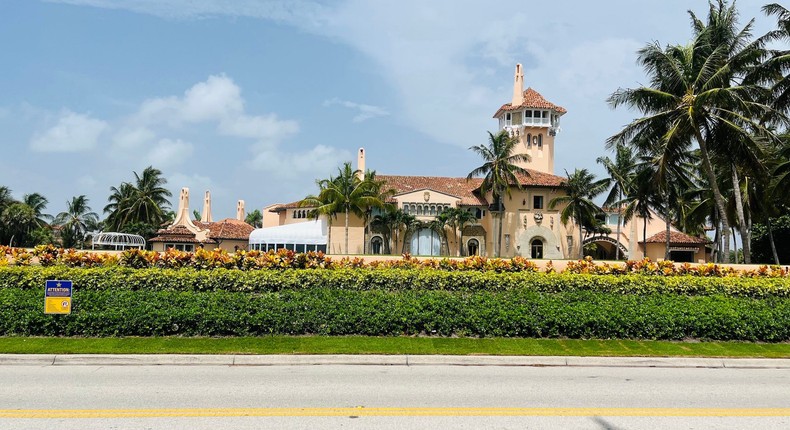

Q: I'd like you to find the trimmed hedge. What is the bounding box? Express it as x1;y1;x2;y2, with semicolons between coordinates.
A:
1;267;789;340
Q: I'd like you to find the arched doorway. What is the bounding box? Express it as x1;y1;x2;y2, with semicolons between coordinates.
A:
530;238;544;259
582;237;628;260
410;228;441;256
467;238;480;256
370;236;383;255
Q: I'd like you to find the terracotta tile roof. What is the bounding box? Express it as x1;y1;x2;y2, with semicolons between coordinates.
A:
272;170;566;210
379;175;487;206
195;218;255;241
643;231;710;244
493;88;567;117
149;225;217;244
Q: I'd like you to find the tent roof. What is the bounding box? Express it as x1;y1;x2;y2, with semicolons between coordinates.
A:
249;220;327;245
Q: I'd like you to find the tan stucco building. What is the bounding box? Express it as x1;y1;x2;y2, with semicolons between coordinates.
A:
253;64;710;261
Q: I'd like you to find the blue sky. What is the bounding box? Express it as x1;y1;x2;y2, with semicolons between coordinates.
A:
0;0;778;220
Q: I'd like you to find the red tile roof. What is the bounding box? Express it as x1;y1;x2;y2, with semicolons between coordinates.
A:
493;88;567;117
272;170;566;211
643;231;710;244
149;225;217;244
195;218;255;241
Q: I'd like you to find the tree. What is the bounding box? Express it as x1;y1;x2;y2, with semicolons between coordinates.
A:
597;144;637;260
608;0;778;264
245;209;263;228
549;169;608;259
22;193;52;229
301;163;384;254
467;130;530;257
761;3;790;114
441;207;476;256
1;203;35;247
55;195;99;249
192;209;201;221
104;167;172;232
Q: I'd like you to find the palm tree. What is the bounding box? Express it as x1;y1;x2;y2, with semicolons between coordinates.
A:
55;195;99;249
597;144;637;260
360;170;395;254
1;203;35;246
549;169;608;259
300;163;385;254
440;207;476;256
22;193;52;229
430;211;451;256
467;130;530;257
104;182;135;231
245;209;263;228
761;3;790;114
607;1;778;264
128;166;172;227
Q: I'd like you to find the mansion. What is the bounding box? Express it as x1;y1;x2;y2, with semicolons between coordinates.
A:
253;64;711;261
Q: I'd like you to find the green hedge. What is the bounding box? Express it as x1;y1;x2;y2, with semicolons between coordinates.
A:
1;267;789;340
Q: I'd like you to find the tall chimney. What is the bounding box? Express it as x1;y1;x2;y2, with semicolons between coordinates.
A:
356;147;366;180
172;187;197;230
201;190;213;223
236;200;245;221
511;63;524;107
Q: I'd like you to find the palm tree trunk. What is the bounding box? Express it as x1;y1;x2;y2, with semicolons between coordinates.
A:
731;226;738;263
730;165;750;263
694;129;730;263
496;196;504;258
345;207;349;255
643;216;648;259
767;217;780;265
459;227;464;257
326;217;332;255
665;210;671;261
578;223;584;260
615;192;622;260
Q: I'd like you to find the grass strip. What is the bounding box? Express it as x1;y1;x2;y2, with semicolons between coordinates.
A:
0;336;788;358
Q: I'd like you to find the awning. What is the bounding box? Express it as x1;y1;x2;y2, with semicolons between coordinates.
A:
249;220;327;245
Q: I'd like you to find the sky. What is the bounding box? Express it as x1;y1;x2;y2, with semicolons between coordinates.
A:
0;0;780;221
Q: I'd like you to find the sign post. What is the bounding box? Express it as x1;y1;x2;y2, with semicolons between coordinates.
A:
44;280;72;314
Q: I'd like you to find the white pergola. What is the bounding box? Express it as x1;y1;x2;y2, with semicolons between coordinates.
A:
90;232;146;250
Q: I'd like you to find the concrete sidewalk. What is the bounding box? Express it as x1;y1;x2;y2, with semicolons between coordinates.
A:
1;354;789;369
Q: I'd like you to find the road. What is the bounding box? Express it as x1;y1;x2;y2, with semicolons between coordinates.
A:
1;358;789;429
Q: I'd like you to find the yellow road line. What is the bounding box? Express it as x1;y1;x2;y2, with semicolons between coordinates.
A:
1;407;789;419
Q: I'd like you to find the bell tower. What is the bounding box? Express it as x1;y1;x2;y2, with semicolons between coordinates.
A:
493;64;566;175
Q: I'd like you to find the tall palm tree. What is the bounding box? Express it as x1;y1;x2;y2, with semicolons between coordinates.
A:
300;163;383;254
245;209;263;228
549;169;608;259
761;3;790;114
596;144;637;260
467;130;530;257
55;195;99;249
607;1;778;263
128;166;172;227
22;193;52;229
360;170;395;254
441;207;477;256
103;182;135;231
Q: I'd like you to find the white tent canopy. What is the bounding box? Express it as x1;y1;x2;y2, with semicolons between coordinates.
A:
90;232;146;250
249;220;327;250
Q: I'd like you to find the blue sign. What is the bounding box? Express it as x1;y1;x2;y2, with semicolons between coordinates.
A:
45;280;72;314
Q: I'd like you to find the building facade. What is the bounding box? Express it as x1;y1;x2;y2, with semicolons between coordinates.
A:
254;64;710;261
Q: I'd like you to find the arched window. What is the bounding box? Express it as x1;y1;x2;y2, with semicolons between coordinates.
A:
538;134;543;148
371;236;383;255
467;239;480;256
403;205;410;215
526;133;532;148
411;204;417;214
531;238;544;259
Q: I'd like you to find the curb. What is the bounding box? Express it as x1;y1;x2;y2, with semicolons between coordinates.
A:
0;354;789;369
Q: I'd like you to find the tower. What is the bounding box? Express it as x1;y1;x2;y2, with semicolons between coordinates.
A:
493;64;566;174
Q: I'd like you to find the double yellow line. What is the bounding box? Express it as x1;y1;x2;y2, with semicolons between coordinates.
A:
2;407;789;418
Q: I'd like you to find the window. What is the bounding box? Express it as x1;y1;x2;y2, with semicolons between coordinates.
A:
537;134;543;148
505;112;511;126
166;243;194;252
511;111;522;125
608;214;620;225
526;133;532;148
531;239;543;259
533;195;544;210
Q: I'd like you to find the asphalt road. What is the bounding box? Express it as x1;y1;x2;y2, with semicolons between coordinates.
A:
1;361;789;429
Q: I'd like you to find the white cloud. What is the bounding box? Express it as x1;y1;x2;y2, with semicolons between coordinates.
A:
249;144;351;179
323;98;390;123
30;110;108;152
112;126;155;150
147;138;193;168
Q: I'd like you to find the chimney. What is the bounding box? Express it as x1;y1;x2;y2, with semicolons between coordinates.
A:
172;187;197;230
236;200;245;221
356;147;366;180
511;63;524;107
201;190;213;223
